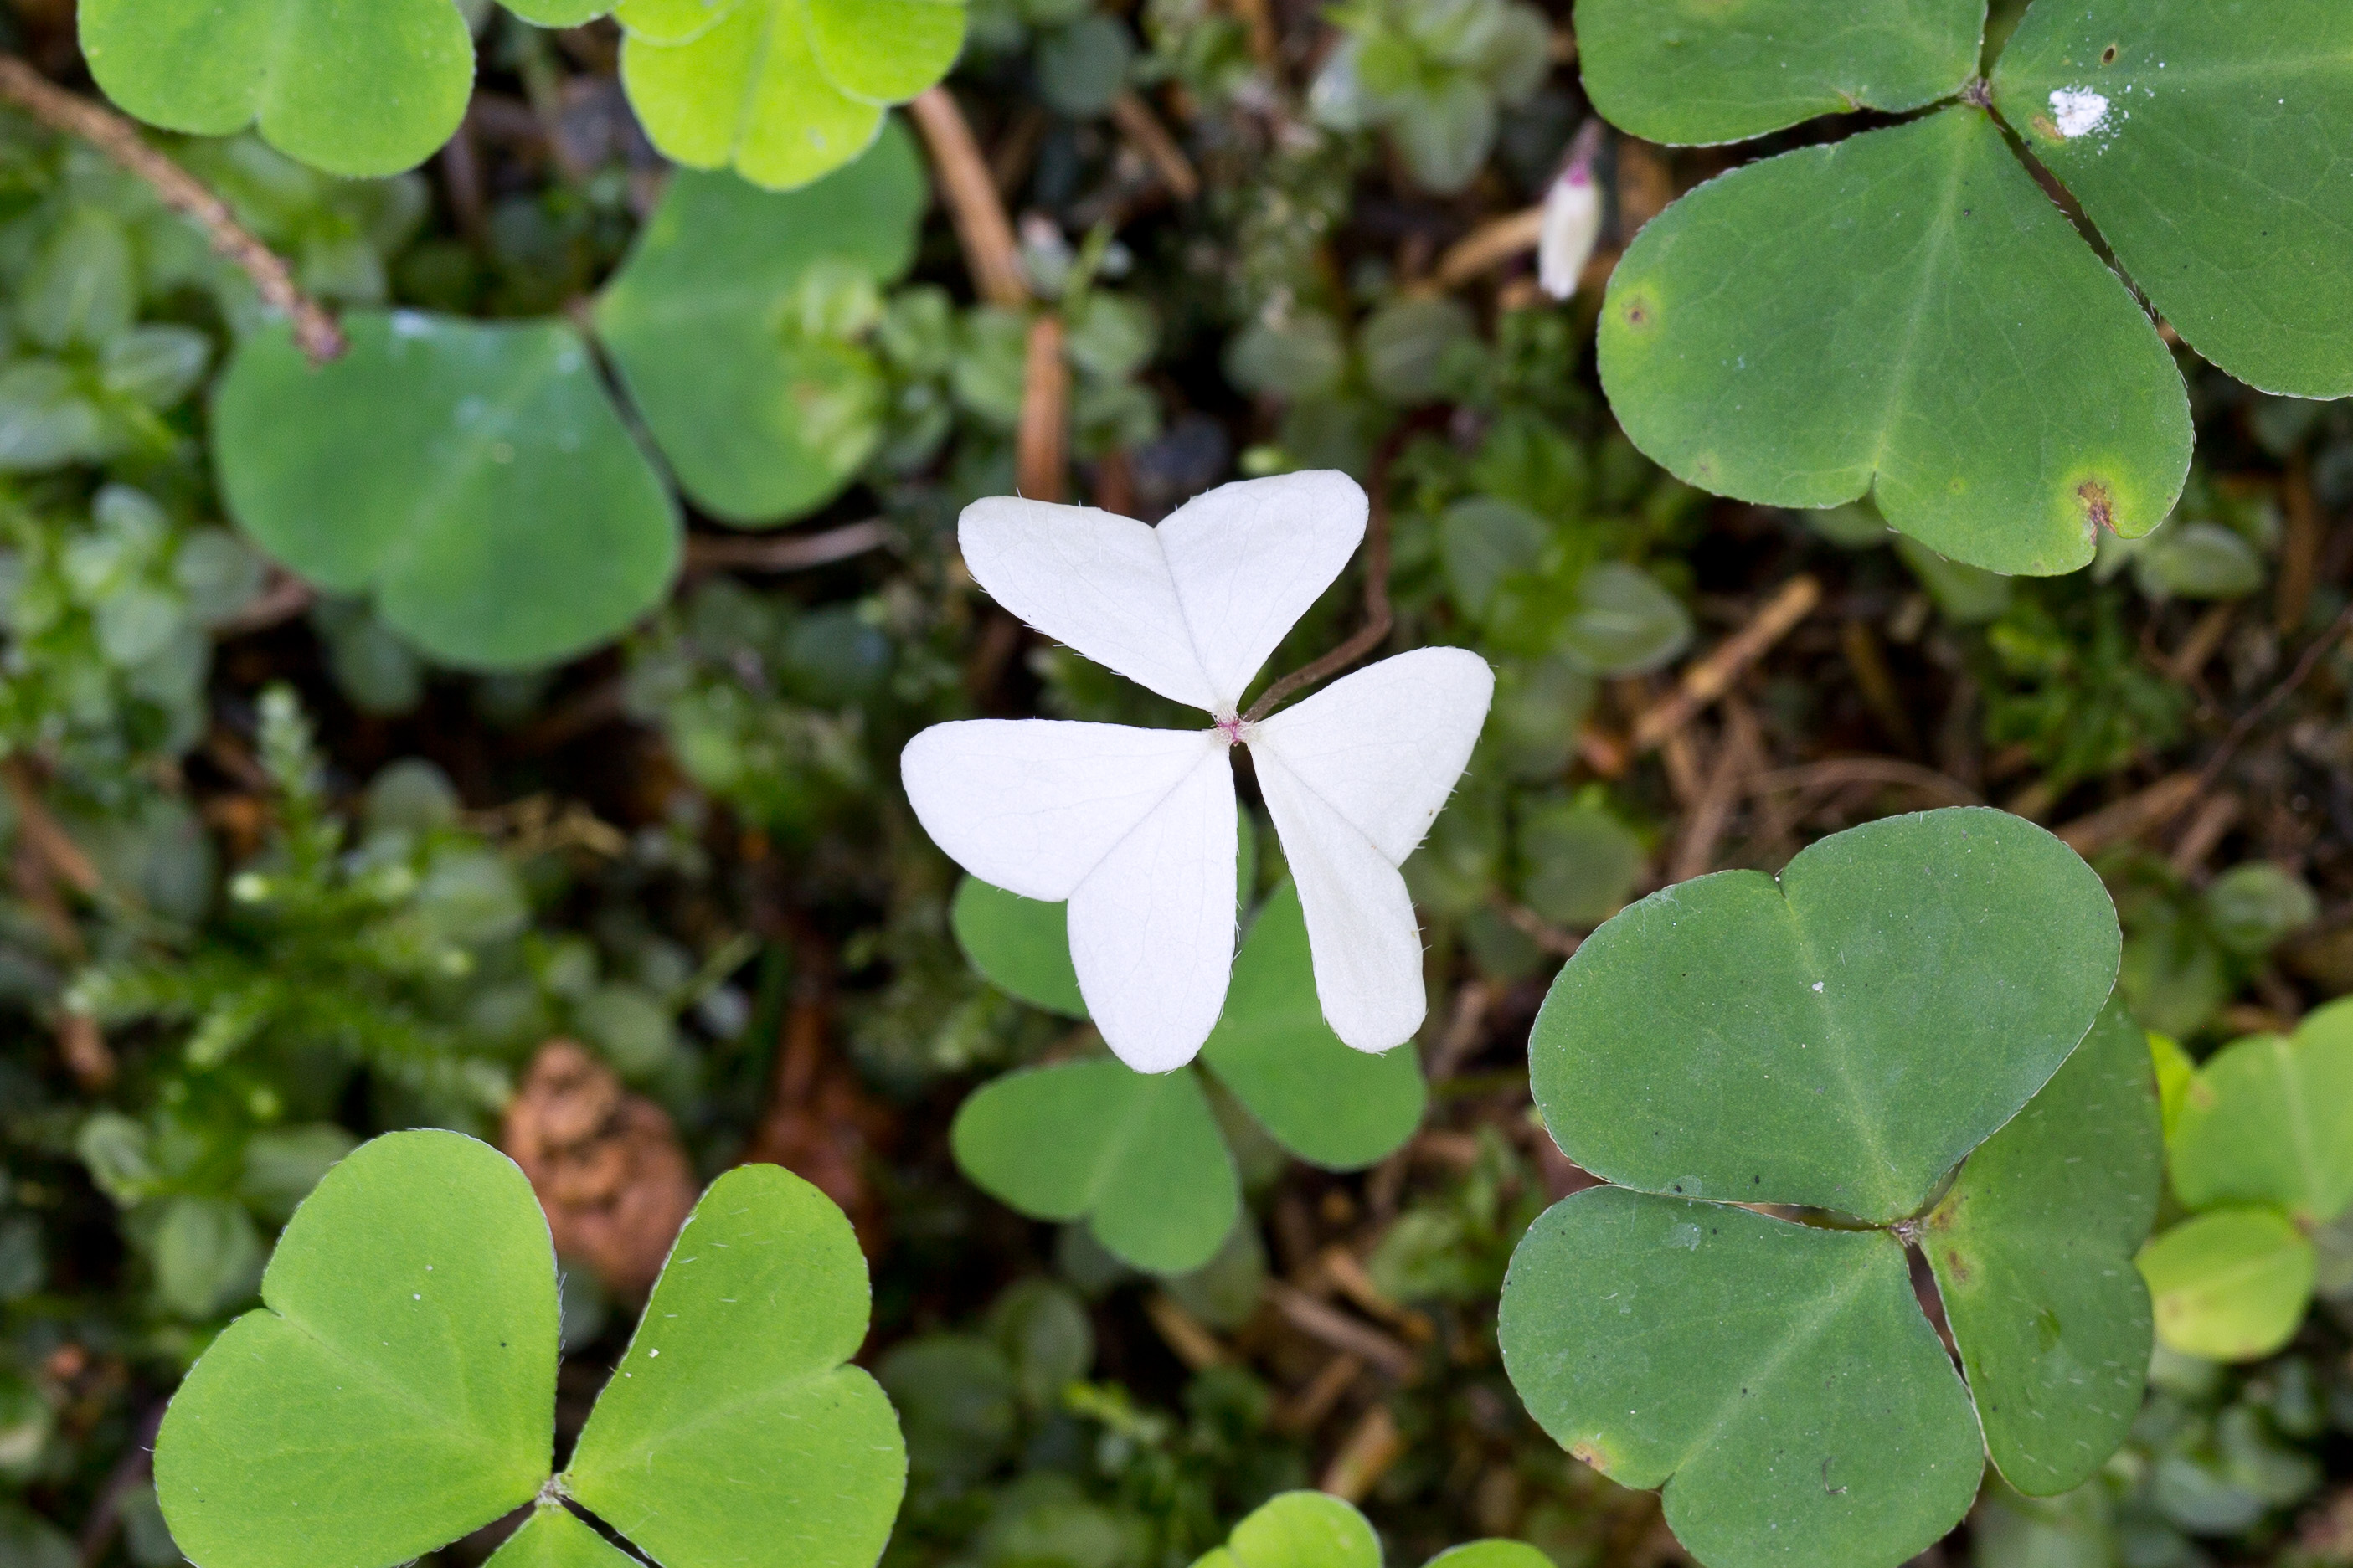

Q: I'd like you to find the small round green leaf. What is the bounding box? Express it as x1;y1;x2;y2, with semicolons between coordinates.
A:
1531;807;2120;1224
1499;1187;1985;1568
2139;1206;2315;1362
2168;998;2353;1225
1923;1000;2162;1497
1198;881;1427;1171
1423;1545;1554;1568
1992;0;2353;398
1599;108;2191;576
155;1132;558;1568
594;123;925;524
504;0;614;23
563;1164;905;1568
80;0;473;177
213;312;681;671
806;0;968;104
954;877;1088;1016
951;1060;1239;1274
1193;1492;1380;1568
484;1507;641;1568
1578;0;1985;145
620;0;887;191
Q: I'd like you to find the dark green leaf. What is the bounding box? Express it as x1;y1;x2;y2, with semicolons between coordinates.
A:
1578;0;1984;144
213;312;680;670
1992;0;2353;398
1499;1187;1984;1568
1923;1000;2161;1495
1530;807;2119;1223
1599;108;2191;575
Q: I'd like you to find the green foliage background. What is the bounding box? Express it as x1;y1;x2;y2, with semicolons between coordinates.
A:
0;3;2350;1568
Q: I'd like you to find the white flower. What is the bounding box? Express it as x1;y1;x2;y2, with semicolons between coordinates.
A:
1538;121;1604;301
901;472;1494;1073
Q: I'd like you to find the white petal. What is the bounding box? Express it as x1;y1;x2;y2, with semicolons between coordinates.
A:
900;720;1224;901
1246;647;1496;1052
958;472;1367;717
1246;647;1496;862
1537;167;1601;301
959;498;1221;712
1068;746;1239;1072
1158;471;1367;712
1251;749;1427;1053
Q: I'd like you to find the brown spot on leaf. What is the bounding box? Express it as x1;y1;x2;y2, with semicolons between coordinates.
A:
1569;1439;1620;1477
2101;44;2119;64
2031;114;2061;140
1944;1248;1974;1285
2078;479;2116;533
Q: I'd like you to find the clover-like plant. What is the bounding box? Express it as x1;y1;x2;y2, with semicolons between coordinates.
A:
2136;998;2353;1361
613;0;970;190
1499;807;2161;1568
80;0;965;188
901;473;1494;1071
1189;1488;1551;1568
951;876;1425;1274
155;1129;905;1568
209;127;932;667
212;313;680;671
594;120;929;526
1576;0;2353;576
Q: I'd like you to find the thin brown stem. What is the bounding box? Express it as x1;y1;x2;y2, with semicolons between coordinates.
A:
684;517;895;573
1242;429;1419;725
908;86;1031;309
0;57;344;364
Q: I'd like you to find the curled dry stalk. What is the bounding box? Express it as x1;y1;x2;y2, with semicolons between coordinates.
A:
0;56;344;364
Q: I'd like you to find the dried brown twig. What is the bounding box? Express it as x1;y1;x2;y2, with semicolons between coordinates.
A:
0;57;343;364
908;86;1030;309
1631;574;1821;751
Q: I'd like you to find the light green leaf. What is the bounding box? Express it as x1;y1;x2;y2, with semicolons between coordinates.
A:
1423;1545;1554;1568
1517;796;1644;929
483;1507;641;1568
954;877;1087;1016
212;312;680;671
594;123;924;524
806;0;967;103
1577;0;1985;144
2168;998;2353;1225
1530;807;2119;1223
1499;1187;1984;1568
80;0;473;177
952;1061;1238;1274
1599;107;2191;576
1923;1000;2161;1496
154;1132;556;1568
1192;1492;1380;1568
621;0;887;191
564;1165;906;1568
2150;1031;2194;1143
2139;1206;2314;1362
503;0;613;24
612;0;734;43
1199;882;1426;1171
1992;0;2353;398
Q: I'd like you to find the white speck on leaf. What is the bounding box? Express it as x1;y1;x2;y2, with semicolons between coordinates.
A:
1811;981;1825;993
648;1348;660;1357
2051;89;2111;138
